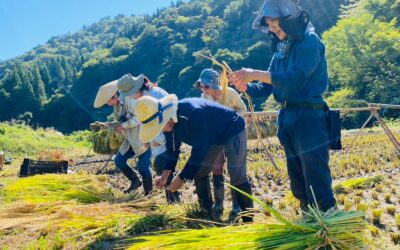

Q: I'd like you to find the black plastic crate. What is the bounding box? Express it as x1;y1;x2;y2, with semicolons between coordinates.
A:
19;158;68;177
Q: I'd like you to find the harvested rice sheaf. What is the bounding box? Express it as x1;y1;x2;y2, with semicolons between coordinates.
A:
2;174;117;204
127;186;368;250
333;175;384;194
127;208;368;250
91;129;123;154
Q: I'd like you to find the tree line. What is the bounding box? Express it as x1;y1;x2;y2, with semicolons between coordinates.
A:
0;0;398;132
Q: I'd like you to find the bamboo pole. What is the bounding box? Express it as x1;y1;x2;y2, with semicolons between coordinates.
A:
371;109;400;154
243;103;400;155
344;113;374;154
368;103;400;109
243;107;377;120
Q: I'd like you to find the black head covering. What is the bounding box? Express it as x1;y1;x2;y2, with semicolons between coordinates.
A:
252;0;312;52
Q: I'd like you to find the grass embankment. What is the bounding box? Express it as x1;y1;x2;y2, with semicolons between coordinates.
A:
0;122;91;160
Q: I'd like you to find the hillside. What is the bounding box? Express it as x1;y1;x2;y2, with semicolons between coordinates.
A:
0;0;351;133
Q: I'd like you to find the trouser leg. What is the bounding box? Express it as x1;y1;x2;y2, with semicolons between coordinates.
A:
114;148;141;193
224;129;253;222
282;109;336;212
137;148;153;195
194;175;213;214
211;151;225;220
234;181;254;223
194;146;224;216
211;174;224;220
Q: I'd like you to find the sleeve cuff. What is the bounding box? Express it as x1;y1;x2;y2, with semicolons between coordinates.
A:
271;71;284;89
121;121;130;129
178;171;193;181
121;117;140;129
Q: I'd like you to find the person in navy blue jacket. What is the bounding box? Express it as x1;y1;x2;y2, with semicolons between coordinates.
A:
229;0;336;212
134;94;254;222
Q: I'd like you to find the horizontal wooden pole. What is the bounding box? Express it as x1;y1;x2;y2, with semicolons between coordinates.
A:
368;103;400;109
244;103;399;121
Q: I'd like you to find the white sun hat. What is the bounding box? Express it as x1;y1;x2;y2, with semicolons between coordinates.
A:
93;81;118;108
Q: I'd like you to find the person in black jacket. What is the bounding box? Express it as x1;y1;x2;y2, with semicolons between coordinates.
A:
134;94;254;222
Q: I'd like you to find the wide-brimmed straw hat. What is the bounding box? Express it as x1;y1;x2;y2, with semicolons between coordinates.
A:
93;81;118;108
134;94;178;143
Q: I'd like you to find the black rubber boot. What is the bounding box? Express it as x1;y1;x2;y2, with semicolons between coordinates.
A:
142;176;153;195
228;188;242;222
300;199;310;213
120;166;142;193
211;174;224;220
318;198;336;212
234;182;254;223
166;190;181;204
194;175;213;216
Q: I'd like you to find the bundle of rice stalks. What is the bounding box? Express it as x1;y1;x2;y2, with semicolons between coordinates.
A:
125;186;369;249
129;190;366;250
91;129;124;154
333;174;384;194
231;185;369;250
2;174;125;204
39;149;65;161
125;224;266;250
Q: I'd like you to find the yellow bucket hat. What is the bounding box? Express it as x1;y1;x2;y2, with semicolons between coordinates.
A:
93;81;118;108
134;94;178;143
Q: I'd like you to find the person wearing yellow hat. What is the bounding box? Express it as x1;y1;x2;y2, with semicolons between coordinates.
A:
117;73;181;203
134;95;254;222
194;68;247;220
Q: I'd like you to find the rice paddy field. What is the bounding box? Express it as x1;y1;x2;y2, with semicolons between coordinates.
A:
1;122;400;249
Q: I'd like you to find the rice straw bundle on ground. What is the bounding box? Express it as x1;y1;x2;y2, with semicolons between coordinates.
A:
2;174;121;204
333;174;384;194
126;186;369;250
232;185;369;250
38;149;66;161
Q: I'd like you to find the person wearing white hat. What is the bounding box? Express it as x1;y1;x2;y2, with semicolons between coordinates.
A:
112;73;181;201
229;0;336;212
194;68;247;220
94;73;172;196
94;75;148;194
134;95;254;222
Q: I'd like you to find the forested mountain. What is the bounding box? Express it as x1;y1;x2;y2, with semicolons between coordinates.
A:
1;0;398;133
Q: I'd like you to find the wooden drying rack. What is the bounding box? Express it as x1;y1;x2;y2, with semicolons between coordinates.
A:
243;103;400;155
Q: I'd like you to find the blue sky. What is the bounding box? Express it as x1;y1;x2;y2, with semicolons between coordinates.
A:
0;0;173;61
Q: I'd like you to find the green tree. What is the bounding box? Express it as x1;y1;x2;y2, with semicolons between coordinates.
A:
324;13;400;104
110;38;132;57
31;64;47;102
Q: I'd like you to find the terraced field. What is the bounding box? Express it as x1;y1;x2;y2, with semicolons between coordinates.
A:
1;122;400;249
